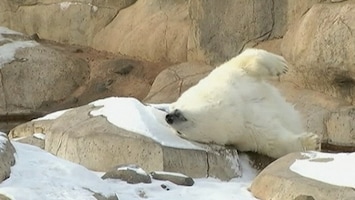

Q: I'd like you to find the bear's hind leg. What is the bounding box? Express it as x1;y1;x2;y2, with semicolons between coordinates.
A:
238;49;288;78
298;132;321;151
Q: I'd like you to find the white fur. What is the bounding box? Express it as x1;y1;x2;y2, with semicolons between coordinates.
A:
168;48;320;158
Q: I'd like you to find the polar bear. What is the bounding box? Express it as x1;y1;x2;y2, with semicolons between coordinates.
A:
165;48;320;158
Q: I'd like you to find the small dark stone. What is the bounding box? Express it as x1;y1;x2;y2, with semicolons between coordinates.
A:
74;48;84;53
160;184;170;191
294;195;315;200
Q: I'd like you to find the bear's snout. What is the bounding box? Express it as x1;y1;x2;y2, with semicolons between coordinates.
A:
165;113;175;124
165;109;187;124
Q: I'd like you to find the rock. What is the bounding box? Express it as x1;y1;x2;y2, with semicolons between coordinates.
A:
0;132;16;183
0;0;334;65
151;171;194;186
250;152;355;200
0;0;134;46
0;28;89;114
0;194;11;200
102;164;152;184
325;106;355;147
271;80;350;139
93;0;190;63
12;133;45;149
144;62;214;103
282;3;355;103
188;0;274;64
93;193;119;200
10;97;241;180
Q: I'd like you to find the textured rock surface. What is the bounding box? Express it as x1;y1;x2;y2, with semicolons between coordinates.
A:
93;0;190;63
0;0;135;46
102;165;152;184
10;101;241;180
151;171;194;186
144;62;213;103
0;30;89;114
1;0;328;64
282;2;355;103
0;133;16;183
325;106;355;147
251;152;355;200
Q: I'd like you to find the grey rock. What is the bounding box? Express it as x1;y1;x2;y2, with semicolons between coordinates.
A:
102;165;152;184
0;132;16;183
151;171;194;186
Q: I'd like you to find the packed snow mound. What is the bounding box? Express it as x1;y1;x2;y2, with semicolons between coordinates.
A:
0;142;118;200
290;151;355;188
90;97;202;150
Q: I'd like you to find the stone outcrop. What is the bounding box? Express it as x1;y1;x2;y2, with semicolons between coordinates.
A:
250;152;355;200
325;106;355;147
1;0;332;64
282;2;355;104
144;62;214;103
0;27;167;133
0;0;136;46
93;0;190;63
0;132;16;183
102;165;152;184
9;97;241;180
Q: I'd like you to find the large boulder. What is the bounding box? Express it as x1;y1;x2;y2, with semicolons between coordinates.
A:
188;0;274;64
0;132;16;183
144;62;214;103
282;2;355;104
9;97;241;180
250;152;355;200
93;0;190;63
0;0;135;46
0;27;89;114
1;0;337;65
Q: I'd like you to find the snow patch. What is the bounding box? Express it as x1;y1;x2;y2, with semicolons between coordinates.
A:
0;142;118;200
33;133;45;140
0;26;38;67
59;2;72;10
0;27;22;39
90;97;202;150
117;166;148;176
59;1;98;12
0;41;38;67
290;151;355;188
152;171;189;178
33;108;71;121
91;5;98;12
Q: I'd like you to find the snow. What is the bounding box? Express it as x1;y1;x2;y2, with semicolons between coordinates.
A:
59;2;98;12
0;142;258;200
290;151;355;188
33;108;71;121
59;2;72;10
0;132;8;151
117;166;148;176
0;26;38;67
90;97;202;150
33;133;45;140
152;171;189;178
0;142;118;200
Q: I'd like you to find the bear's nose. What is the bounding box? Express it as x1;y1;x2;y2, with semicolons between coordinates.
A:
165;114;174;124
